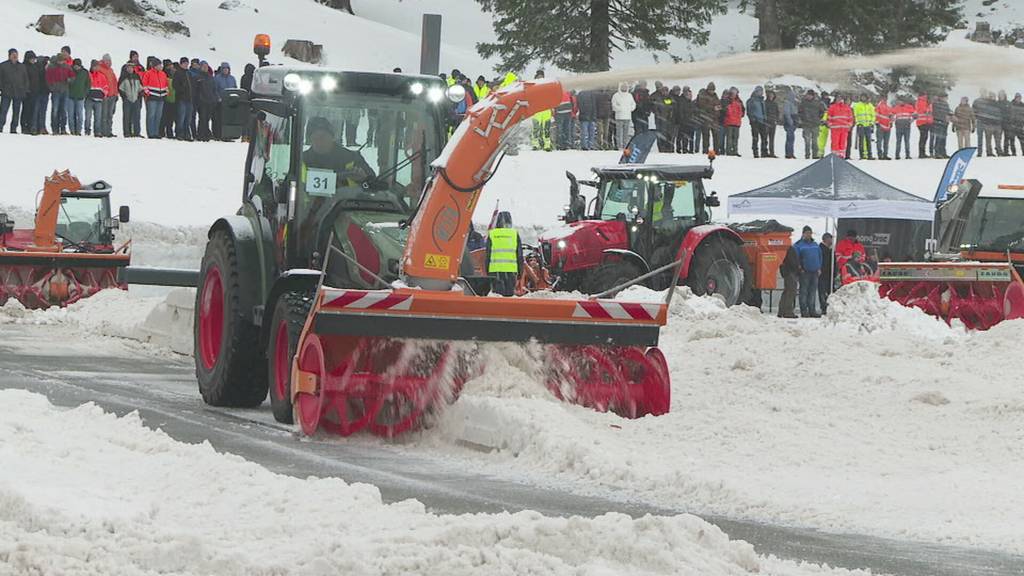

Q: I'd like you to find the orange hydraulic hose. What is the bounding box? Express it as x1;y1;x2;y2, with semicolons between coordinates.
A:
402;80;564;290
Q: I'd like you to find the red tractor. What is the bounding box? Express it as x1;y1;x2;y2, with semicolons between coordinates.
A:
539;164;753;305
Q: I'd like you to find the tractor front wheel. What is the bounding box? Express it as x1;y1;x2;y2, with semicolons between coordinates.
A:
584;260;642;297
268;290;315;424
687;237;753;307
194;230;268;407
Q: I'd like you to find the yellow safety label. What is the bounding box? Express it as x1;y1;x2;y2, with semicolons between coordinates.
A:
424;253;450;270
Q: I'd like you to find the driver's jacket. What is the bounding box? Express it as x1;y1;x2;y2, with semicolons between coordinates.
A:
302;145;374;188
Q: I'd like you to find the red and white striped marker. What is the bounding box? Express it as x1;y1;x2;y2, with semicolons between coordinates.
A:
321;289;413;311
572;301;662;321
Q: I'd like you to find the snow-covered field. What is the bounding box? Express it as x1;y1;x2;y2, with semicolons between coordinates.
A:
2;389;879;576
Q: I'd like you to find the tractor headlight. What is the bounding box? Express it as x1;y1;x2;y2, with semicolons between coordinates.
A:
298;79;314;95
320;75;338;92
410;82;425;95
427;86;446;103
283;73;302;92
557;240;567;250
446;84;466;103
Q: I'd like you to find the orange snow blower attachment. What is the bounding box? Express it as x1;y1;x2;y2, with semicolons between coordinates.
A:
0;170;131;309
290;80;672;437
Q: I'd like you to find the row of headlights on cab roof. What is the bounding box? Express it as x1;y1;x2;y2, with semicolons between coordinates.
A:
281;72;467;103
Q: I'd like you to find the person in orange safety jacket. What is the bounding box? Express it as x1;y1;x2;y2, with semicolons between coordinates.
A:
827;94;854;158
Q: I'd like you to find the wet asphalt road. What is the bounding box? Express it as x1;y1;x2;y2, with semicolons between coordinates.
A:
1;323;1022;576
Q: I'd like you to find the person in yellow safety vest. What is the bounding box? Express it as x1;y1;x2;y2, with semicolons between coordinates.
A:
473;75;490;101
485;211;523;297
302;116;375;189
530;70;552;150
447;69;461;87
816;92;831;158
499;71;518;89
852;94;876;160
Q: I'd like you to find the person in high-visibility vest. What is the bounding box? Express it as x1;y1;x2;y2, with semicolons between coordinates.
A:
852;94;876;160
530;70;552;151
485;211;523;297
827;94;854;159
875;96;894;160
473;75;490;101
817;91;831;157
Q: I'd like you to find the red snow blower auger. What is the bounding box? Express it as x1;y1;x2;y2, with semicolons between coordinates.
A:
284;79;671;437
0;170;131;310
878;181;1024;330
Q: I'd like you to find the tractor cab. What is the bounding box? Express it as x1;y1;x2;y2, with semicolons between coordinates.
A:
541;164;740;297
54;184;130;252
228;59;460;293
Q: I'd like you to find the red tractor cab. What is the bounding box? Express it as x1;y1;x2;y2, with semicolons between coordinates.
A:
539;164;752;305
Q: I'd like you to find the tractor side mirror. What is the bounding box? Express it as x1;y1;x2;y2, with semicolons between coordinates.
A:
705;191;720;207
118;205;130;224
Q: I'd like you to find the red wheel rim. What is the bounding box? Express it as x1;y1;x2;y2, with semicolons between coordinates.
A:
295;335;326;436
273;320;290;403
198;267;224;370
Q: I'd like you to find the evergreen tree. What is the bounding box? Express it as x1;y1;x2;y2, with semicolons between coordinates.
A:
474;0;727;73
744;0;963;55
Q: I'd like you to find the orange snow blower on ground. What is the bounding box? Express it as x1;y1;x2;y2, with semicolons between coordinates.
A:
0;170;131;309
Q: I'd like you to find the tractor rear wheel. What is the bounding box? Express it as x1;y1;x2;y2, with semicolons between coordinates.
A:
268;290;315;424
687;236;752;307
584;260;641;297
194;230;268;407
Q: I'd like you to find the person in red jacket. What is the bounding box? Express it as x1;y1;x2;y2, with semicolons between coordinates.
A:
141;59;168;139
827;94;854;158
915;92;933;158
835;229;867;274
723;90;744;156
84;60;108;137
875;97;894;160
97;54;119;137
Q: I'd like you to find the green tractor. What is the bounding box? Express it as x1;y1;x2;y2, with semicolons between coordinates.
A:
194;52;463;422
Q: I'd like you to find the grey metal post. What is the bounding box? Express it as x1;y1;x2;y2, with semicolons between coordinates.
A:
420;14;442;76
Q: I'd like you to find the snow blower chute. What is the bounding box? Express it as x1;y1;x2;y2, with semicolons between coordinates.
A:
0;170;130;309
286;80;671;436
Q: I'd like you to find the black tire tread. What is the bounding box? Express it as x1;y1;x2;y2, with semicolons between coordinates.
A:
584;260;641;296
687;237;753;306
194;230;268;408
268;290;315;424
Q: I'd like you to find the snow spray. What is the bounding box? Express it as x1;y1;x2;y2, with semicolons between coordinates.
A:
560;44;1024;90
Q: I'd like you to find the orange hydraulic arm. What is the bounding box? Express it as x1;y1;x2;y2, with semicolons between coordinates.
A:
402;80;564;290
29;170;83;253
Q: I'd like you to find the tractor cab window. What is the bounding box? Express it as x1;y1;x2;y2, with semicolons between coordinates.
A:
248;110;292;211
599;178;647;221
962;197;1024;251
56;195;108;246
298;92;440;220
653;181;697;223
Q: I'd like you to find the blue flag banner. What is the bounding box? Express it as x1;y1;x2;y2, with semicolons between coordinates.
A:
619;130;658;164
934;147;977;203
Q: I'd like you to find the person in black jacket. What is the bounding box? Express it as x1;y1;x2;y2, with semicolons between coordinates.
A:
173;57;193;141
0;48;30;133
576;89;598;150
595;89;613;150
195;61;218;141
818;232;834;314
765;88;780;158
674;86;697;153
240;63;255;93
778;245;800;318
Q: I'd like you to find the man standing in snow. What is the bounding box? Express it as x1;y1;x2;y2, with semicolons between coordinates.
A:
852;94;875;160
953;96;975;152
212;62;236;140
142;58;168;139
674;86;697;153
798;89;825;159
914;92;933;158
576;88;598;151
119;51;145;138
696;83;721;153
45;53;74;135
827;94;853;159
794;226;822;318
1007;93;1024;156
782;90;799;159
931;93;951;159
595;89;613;150
723;88;744;156
764;88;779;158
778;245;800;319
611;82;635;149
98;54;118;138
818;232;834;314
173;57;193;141
875;95;893;160
893;97;915;159
0;48;29;134
746;86;767;158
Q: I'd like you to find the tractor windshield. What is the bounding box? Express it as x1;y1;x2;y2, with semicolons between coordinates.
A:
299;92;441;217
56;195;109;246
962;197;1024;252
598;178;647;221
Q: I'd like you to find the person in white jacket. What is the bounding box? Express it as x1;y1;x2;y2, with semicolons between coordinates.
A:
611;82;636;148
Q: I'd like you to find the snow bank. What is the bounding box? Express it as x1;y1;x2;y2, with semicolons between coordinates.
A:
0;389;871;576
419;288;1024;554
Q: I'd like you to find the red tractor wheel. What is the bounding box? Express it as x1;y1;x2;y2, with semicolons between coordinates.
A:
267;291;314;424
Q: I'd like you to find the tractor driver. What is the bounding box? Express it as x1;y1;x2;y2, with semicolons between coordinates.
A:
302;116;376;190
